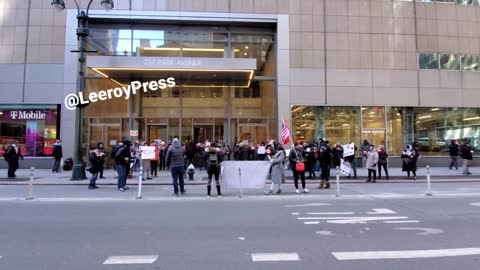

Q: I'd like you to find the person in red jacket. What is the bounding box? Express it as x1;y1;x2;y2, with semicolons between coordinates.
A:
150;141;159;177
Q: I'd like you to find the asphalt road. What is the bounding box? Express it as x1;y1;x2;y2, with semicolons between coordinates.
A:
1;185;480;270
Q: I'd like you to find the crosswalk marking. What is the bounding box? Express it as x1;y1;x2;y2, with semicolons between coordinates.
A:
332;247;480;260
367;208;397;214
384;220;420;224
284;203;330;207
306;212;354;215
103;255;159;265
251;253;300;262
298;216;408;220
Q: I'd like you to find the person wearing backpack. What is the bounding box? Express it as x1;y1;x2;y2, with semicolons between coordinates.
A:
204;142;223;197
5;141;23;178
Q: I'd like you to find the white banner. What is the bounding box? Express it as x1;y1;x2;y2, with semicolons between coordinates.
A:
140;146;156;160
343;143;355;157
340;159;351;176
222;161;271;189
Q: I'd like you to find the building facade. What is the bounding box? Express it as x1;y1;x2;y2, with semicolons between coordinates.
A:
0;0;479;168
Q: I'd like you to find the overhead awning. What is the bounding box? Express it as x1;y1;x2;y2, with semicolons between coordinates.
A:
87;56;257;88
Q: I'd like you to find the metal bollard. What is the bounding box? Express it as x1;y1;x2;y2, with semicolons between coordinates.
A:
136;164;143;199
26;167;34;200
426;165;432;196
335;166;340;197
238;167;244;198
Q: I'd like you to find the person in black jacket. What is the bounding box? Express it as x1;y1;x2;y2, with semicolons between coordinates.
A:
204;143;223;197
52;140;63;173
289;143;308;194
461;142;473;175
318;142;332;189
96;142;107;178
333;143;344;169
377;145;389;180
113;141;130;191
88;148;103;190
5;142;23;178
449;140;460;170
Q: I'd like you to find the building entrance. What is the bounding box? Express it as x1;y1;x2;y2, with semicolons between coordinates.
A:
238;124;268;145
148;125;168;143
88;122;121;167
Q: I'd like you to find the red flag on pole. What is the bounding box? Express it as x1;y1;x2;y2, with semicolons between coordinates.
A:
281;119;291;145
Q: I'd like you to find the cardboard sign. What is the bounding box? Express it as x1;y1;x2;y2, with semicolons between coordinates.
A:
130;130;138;137
140;146;156;159
257;146;266;154
343;143;355;157
340;159;351;176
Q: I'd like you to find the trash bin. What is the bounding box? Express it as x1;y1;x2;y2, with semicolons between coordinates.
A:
63;158;73;171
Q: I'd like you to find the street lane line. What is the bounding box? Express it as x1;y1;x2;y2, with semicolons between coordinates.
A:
394;227;444;235
103;255;158;265
384;220;420;224
285;203;330;207
251;253;300;262
470;202;480;206
316;231;335;236
367;208;397;214
307;212;354;215
328;217;409;224
332;247;480;260
298;216;408;220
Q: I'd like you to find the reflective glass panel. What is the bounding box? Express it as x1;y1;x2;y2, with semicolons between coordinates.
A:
461;55;479;71
419;53;439;69
440;54;461;70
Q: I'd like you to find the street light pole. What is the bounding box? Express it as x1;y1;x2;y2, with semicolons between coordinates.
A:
51;0;114;180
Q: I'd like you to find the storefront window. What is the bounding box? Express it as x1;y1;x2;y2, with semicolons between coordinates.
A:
0;105;60;157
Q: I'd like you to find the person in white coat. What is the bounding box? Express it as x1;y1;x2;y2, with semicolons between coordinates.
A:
366;145;379;183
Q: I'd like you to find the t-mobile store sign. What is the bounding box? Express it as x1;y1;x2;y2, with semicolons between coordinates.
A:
1;110;57;121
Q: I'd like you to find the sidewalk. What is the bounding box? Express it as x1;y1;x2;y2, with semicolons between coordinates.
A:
0;166;479;185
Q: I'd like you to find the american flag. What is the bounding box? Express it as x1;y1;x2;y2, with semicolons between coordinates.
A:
281;119;291;145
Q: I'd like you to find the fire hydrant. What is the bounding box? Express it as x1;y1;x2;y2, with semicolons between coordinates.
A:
187;163;195;181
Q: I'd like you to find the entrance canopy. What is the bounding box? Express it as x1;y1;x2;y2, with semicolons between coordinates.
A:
87;56;257;88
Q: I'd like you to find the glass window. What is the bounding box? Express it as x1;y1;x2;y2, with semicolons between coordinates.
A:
436;0;456;3
362;106;385;129
440;54;461;70
419;53;439;69
461;55;479;71
456;0;476;4
0;105;59;157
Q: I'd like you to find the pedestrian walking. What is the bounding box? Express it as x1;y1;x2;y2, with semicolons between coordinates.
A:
265;143;285;195
204;143;222;197
4;141;23;178
366;146;379;183
52;140;63;173
318;141;332;189
377;145;389;180
289;143;309;194
166;138;187;196
87;147;102;190
449;140;460;170
402;144;417;180
461;142;473;175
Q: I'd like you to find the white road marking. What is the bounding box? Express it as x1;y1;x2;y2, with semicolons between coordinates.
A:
469;202;480;206
251;253;300;262
291;213;300;215
384;220;420;224
307;212;354;215
316;231;335;236
332;247;480;260
298;216;408;221
394;227;444;235
103;255;158;265
304;221;321;225
367;208;397;214
238;237;246;240
328;217;409;224
285;203;330;207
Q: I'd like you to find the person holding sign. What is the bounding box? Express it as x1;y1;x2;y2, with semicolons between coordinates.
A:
318;142;332;189
141;142;152;181
344;143;357;179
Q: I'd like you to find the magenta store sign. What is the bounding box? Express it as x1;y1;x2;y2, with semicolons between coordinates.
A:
1;110;57;121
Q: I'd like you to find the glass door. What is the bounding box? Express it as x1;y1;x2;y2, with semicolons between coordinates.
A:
89;123;121;167
193;125;213;144
238;124;268;145
362;129;386;149
148;125;168;143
